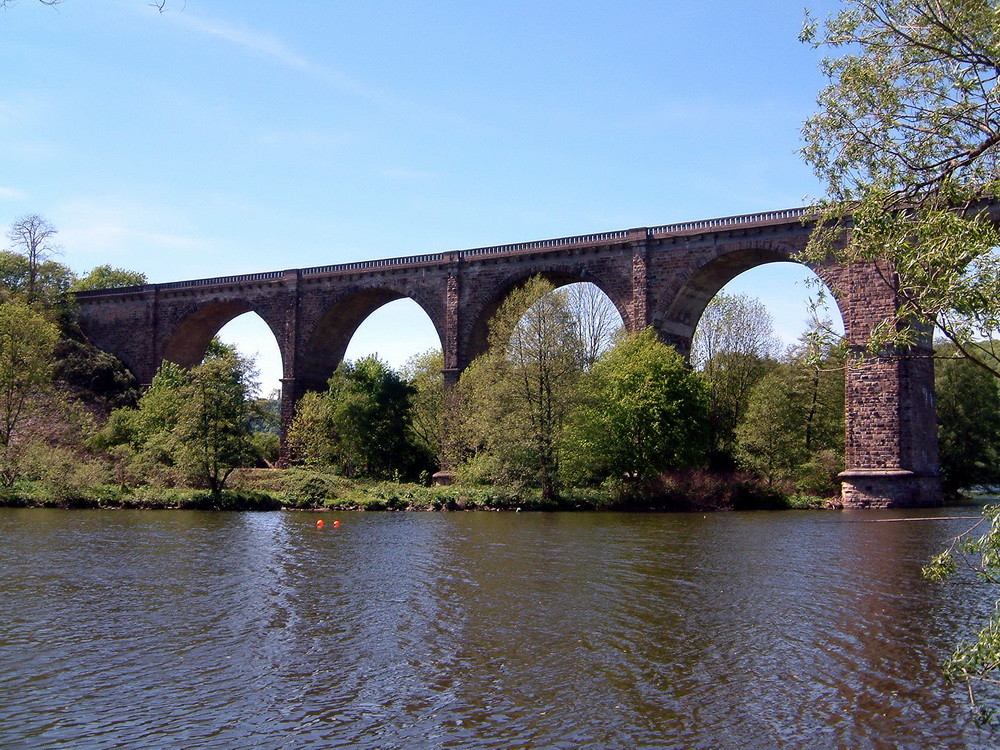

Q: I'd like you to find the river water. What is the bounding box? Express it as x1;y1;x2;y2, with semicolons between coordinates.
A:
1;507;997;749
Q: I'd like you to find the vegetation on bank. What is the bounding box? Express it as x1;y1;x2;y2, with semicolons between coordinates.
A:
1;211;996;515
0;467;829;512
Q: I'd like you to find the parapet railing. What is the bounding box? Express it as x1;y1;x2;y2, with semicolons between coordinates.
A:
74;206;813;297
647;207;810;236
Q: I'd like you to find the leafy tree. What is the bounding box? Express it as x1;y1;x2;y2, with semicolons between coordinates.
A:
95;347;257;493
458;277;583;499
0;301;60;484
803;0;1000;718
71;264;147;292
402;348;445;462
288;355;432;480
735;327;845;494
800;0;1000;372
172;352;257;494
0;250;75;309
563;329;710;488
692;292;784;467
935;347;1000;494
5;215;63;305
0;300;59;448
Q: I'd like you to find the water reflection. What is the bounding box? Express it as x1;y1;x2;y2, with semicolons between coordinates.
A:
0;508;996;748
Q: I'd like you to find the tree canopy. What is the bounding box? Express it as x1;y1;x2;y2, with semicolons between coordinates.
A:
801;0;1000;370
71;265;147;292
564;328;710;488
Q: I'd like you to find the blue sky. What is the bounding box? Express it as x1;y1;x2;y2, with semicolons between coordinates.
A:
1;0;842;394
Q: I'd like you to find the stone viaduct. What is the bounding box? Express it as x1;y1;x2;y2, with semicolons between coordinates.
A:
74;206;941;508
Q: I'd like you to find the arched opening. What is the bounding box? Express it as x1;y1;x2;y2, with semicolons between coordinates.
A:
300;290;444;389
686;261;847;494
291;293;444;480
466;272;629;367
345;298;442;371
691;261;845;367
161;303;285;394
512;281;626;368
215;312;285;399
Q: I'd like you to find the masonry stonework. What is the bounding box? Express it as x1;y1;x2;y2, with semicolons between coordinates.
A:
74;207;943;508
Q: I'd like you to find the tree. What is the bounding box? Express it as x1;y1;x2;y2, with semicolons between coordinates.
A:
0;301;59;483
288;355;432;480
458;277;583;499
691;292;783;371
563;328;710;489
172;351;256;494
804;0;1000;719
95;346;257;494
800;0;1000;372
402;348;445;462
563;283;623;369
935;347;1000;494
71;265;147;292
734;329;845;495
691;292;784;466
6;215;61;305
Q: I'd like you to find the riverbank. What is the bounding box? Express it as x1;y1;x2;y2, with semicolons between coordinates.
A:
0;467;834;512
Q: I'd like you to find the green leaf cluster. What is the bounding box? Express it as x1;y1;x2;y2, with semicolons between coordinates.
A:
935;346;1000;493
287;355;434;481
801;0;1000;369
95;349;257;494
733;327;845;495
564;329;710;488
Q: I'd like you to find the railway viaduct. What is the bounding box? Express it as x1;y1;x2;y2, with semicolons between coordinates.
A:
73;207;943;508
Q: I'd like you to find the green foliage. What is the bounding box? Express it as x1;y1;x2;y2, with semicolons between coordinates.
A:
457;277;583;499
288;355;433;481
734;331;845;494
693;293;784;467
935;348;1000;493
923;505;1000;722
173;354;257;493
801;0;1000;370
70;264;147;292
4;215;74;307
0;300;60;455
563;328;710;487
0;250;74;310
402;348;445;461
95;351;258;494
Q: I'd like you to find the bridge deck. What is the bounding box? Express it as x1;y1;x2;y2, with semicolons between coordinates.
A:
74;207;812;298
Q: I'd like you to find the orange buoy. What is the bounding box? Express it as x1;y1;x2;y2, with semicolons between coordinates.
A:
333;520;341;528
316;519;325;529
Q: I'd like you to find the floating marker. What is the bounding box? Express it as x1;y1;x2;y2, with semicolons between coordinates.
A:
333;520;341;528
316;519;325;529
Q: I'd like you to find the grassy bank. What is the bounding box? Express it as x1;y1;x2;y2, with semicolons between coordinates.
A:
0;467;836;512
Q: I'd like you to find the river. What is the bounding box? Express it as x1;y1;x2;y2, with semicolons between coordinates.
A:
1;507;997;749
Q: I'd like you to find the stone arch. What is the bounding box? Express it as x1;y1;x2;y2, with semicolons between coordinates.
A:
298;285;445;389
160;301;286;371
650;240;847;356
460;265;631;367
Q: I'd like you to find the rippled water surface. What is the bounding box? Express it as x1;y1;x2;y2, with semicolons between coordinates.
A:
1;507;998;748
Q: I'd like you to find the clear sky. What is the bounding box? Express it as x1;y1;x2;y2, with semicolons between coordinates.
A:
1;0;843;394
